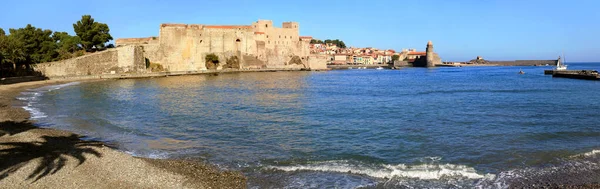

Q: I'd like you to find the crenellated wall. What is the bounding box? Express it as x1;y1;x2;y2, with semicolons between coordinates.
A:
115;37;159;46
122;19;326;72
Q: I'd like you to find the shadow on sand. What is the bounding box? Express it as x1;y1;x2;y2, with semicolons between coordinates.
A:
0;121;103;182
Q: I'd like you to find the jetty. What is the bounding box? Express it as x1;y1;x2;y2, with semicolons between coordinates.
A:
545;70;600;80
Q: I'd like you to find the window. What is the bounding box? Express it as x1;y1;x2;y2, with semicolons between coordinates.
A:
265;24;268;28
279;35;281;38
236;39;241;42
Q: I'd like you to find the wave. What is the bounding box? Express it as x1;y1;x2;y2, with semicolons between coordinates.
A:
265;160;492;180
570;149;600;158
414;88;547;95
22;103;47;119
18;82;80;120
124;150;171;159
30;82;81;92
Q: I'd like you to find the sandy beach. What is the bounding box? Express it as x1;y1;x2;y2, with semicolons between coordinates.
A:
0;80;246;189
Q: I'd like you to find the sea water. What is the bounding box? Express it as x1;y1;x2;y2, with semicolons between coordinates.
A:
19;63;600;188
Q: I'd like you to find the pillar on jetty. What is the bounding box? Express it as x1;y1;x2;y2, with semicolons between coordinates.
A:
426;41;436;67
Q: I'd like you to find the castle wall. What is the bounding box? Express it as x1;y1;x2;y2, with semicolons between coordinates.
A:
116;20;325;72
115;37;158;46
34;46;145;77
307;55;328;70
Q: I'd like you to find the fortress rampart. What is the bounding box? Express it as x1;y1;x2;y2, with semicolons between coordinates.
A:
34;46;145;77
118;20;321;72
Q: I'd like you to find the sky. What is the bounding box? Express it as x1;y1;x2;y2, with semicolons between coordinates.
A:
0;0;598;62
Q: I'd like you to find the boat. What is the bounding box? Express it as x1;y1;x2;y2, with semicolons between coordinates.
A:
555;55;567;70
348;67;353;69
519;70;525;74
376;67;384;70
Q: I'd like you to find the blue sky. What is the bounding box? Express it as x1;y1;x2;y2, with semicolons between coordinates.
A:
0;0;598;62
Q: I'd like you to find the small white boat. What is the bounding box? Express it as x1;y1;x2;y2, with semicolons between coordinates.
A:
555;56;567;70
348;67;353;69
376;67;384;70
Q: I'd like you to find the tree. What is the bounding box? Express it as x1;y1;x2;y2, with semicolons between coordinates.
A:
8;24;57;64
337;40;346;48
53;32;82;60
310;39;323;44
318;39;346;48
392;55;400;61
73;15;113;51
0;28;5;37
0;36;27;71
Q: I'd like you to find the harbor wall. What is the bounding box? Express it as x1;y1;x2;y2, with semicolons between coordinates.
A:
488;60;558;66
33;46;146;77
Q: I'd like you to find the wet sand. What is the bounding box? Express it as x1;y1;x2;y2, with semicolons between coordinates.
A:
0;80;245;188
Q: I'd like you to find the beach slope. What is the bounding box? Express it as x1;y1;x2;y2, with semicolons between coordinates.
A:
0;80;245;188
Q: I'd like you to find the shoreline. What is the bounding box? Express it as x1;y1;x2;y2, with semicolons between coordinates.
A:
0;79;246;188
2;70;600;188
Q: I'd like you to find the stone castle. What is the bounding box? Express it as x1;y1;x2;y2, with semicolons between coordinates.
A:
116;20;326;71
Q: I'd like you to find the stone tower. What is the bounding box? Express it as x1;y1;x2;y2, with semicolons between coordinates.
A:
426;41;435;67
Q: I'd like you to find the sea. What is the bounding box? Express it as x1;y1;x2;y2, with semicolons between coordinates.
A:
18;63;600;188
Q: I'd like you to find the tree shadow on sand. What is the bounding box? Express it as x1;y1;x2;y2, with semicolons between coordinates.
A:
0;121;103;182
0;121;37;137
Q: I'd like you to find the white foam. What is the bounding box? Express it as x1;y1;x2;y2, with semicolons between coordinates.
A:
33;82;80;92
18;82;80;120
571;149;600;158
22;104;47;119
266;160;491;180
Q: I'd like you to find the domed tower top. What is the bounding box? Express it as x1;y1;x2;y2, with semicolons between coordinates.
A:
427;41;433;46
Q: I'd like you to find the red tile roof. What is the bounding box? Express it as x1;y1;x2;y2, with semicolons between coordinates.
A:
408;52;426;55
299;36;313;39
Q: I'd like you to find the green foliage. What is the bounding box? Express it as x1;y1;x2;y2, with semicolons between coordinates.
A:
205;53;219;64
73;15;113;51
392;55;400;61
8;24;58;63
0;35;26;66
205;53;220;70
324;39;346;48
53;32;82;60
310;39;323;44
310;39;346;48
0;14;113;77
